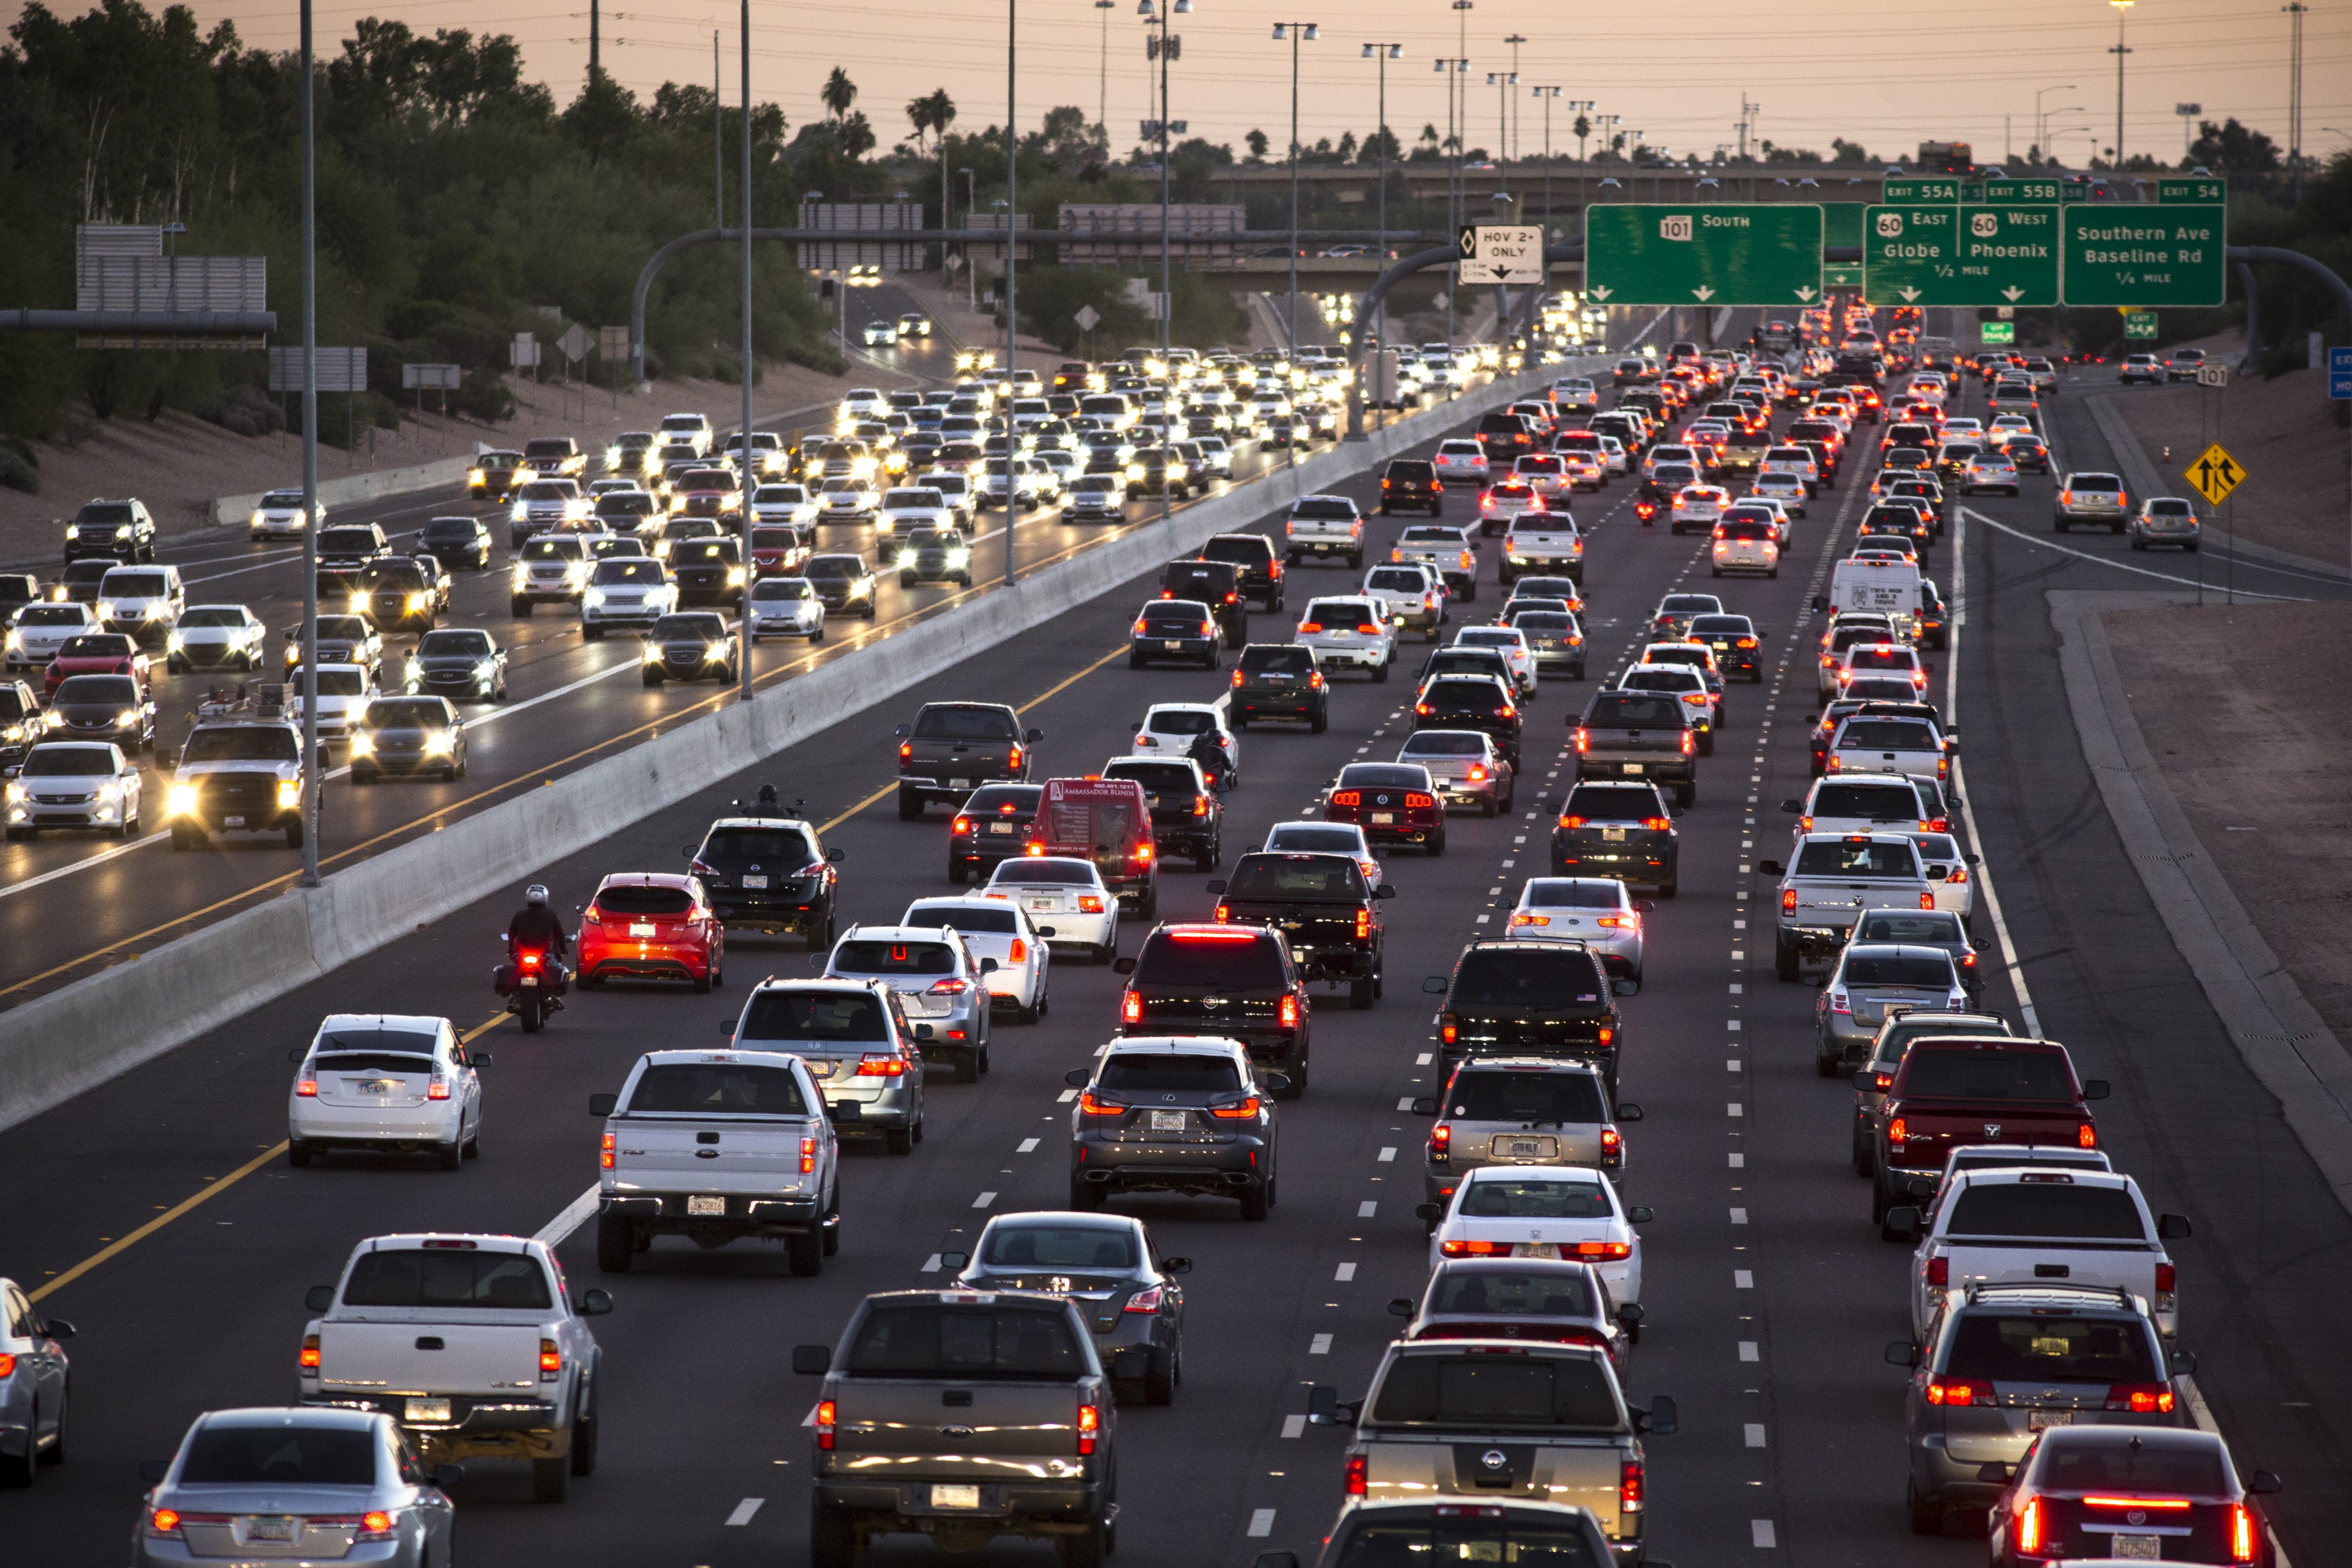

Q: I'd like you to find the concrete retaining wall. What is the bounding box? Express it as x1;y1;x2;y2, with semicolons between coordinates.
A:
2;365;1572;1133
208;453;483;528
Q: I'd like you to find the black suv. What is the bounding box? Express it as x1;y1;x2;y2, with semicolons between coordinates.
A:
419;516;493;570
670;536;745;606
1102;757;1224;871
1687;613;1763;682
1425;939;1636;1096
687;811;844;945
63;498;157;564
1125;446;1190;500
1475;411;1535;463
1209;851;1392;1008
1414;673;1521;765
352;558;440;632
314;525;391;598
1379;458;1443;517
1552;780;1680;895
1158;559;1248;645
1198;532;1284;610
1115;923;1313;1095
1230;643;1326;730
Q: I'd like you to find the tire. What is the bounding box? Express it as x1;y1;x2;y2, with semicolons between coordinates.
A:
1372;658;1389;684
596;1213;634;1273
288;1139;314;1168
1658;879;1678;900
1144;1344;1179;1406
693;968;711;994
898;787;923;821
1349;973;1375;1010
583;625;604;642
1775;935;1800;983
1854;1130;1876;1177
568;1401;599;1477
1908;1478;1944;1536
885;1126;915;1155
531;1455;570;1503
437;1138;462;1171
1069;1177;1105;1211
811;1505;858;1568
787;1225;825;1277
1310;707;1328;734
642;670;662;688
947;861;968;885
1480;796;1496;819
1675;779;1695;808
518;997;543;1034
0;1409;33;1487
1062;1519;1107;1568
1817;1040;1844;1078
171;826;197;851
1428;829;1446;857
955;1050;979;1085
1238;1182;1270;1222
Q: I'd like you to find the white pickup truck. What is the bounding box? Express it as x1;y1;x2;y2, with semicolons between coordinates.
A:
1887;1167;2190;1343
1285;493;1367;568
1501;514;1584;585
299;1233;610;1502
1759;832;1934;980
589;1048;841;1277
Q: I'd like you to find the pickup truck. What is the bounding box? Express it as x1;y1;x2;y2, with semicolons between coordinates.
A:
895;702;1043;819
1759;832;1933;979
165;717;305;849
299;1232;611;1502
1284;494;1367;568
1863;1034;2110;1227
1500;515;1584;586
1390;525;1479;600
796;1289;1134;1567
1305;1339;1674;1566
588;1047;841;1275
1209;850;1394;1008
1887;1166;2187;1342
1573;691;1698;809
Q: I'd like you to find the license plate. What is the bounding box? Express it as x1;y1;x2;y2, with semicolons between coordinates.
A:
630;922;657;937
357;1080;392;1095
2110;1536;2161;1561
931;1484;982;1510
404;1397;451;1423
1264;672;1291;682
1624;762;1644;774
1163;640;1183;651
223;815;246;827
1150;1110;1187;1132
244;1516;298;1543
2027;1409;2074;1431
687;1195;726;1216
949;778;972;791
520;975;538;988
1028;898;1056;911
805;1061;836;1078
1601;826;1626;841
1513;1243;1561;1259
741;874;768;889
1371;811;1396;825
989;823;1015;834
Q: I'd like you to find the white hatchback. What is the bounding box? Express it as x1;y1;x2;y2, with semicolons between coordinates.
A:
1131;702;1239;779
287;1013;483;1169
901;895;1053;1023
983;856;1121;962
745;576;826;641
1432;440;1490;485
1426;1164;1648;1308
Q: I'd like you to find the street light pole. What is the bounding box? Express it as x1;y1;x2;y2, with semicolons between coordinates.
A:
298;0;320;885
960;167;977;311
1502;32;1525;165
1435;56;1469;347
1143;0;1190;514
2034;84;2078;165
1004;0;1019;587
737;0;753;702
1271;22;1318;356
1095;0;1115;141
1362;42;1402;423
2108;0;2133;170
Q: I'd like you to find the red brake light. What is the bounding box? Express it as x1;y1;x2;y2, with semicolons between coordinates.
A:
1781;888;1798;914
1298;621;1324;633
2102;1384;2178;1414
2230;1502;2259;1563
2079;1121;2099;1149
953;818;973;834
147;1509;184;1537
1345;1452;1368;1496
816;1398;836;1450
1925;1378;1985;1406
1927;1256;1949;1288
600;1132;615;1169
1209;1097;1262;1119
1078;1090;1124;1115
296;1077;318;1097
540;1337;563;1377
298;1335;319;1371
1120;989;1142;1024
1430;1122;1452;1160
1124;1284;1166;1312
1008;743;1023;771
1279;994;1300;1029
427;1077;451;1101
1077;1401;1100;1456
2155;1262;2176;1296
1405;792;1435;809
1354;906;1372;939
1620;1458;1644;1511
1887;1117;1909;1145
800;1135;818;1174
1641;817;1671;831
898;742;913;763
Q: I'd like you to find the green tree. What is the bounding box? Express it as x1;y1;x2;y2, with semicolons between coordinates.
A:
1245;128;1269;162
821;66;857;121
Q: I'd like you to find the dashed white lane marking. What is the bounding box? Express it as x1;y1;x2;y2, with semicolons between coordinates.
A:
1281;1414;1307;1439
1731;1207;1749;1225
726;1498;764;1526
1727;1102;1744;1117
1249;1509;1279;1537
1309;1333;1333;1355
1377;1147;1397;1162
1739;1341;1760;1362
1744;1424;1767;1448
1728;1152;1745;1169
1725;1019;1740;1031
1017;1137;1040;1154
1358;1200;1379;1218
1335;1262;1358;1282
1415;1052;1433;1066
1057;1088;1079;1102
1727;1058;1742;1073
1752;1520;1778;1548
1735;1269;1755;1289
973;1191;997;1208
921;1253;943;1273
1396;1096;1418;1111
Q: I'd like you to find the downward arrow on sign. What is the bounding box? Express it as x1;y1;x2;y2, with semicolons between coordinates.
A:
2001;286;2025;302
1588;286;1613;301
1794;286;1818;301
1691;286;1716;302
1897;287;1921;303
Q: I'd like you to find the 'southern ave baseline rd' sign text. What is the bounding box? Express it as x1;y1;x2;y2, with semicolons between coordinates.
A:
2061;205;2227;307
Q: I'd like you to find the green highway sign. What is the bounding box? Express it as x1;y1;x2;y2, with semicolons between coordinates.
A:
1583;204;1824;307
1980;320;2016;344
1863;205;1958;304
1821;203;1865;250
2158;178;2227;204
1982;178;2063;203
1882;178;1963;204
1956;204;2061;306
2123;311;2159;339
1864;203;2059;307
2061;204;2227;306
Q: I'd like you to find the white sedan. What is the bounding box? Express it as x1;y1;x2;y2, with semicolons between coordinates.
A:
1432;439;1490;486
1294;596;1397;678
1426;1165;1649;1308
1452;626;1536;696
1130;702;1239;779
901;895;1052;1024
287;1013;484;1169
745;577;826;642
1507;877;1645;980
1262;819;1381;885
982;855;1120;963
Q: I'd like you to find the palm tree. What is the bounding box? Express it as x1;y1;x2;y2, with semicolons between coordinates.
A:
924;88;956;142
821;66;857;122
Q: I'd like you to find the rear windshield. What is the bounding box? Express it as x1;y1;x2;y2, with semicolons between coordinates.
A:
342;1249;553;1309
902;905;1019;936
290;669;367;696
1855;912;1965;943
1226;855;1364;901
1339;765;1428;790
1944;1183;2144;1239
739;990;889;1043
992;860;1095;887
319;529;382;552
180;1426;377;1487
1386;461;1435;480
914;706;1017;741
1901;1047;2076;1102
1104;762;1201;794
702;826;821;865
1460;1176;1614;1219
1946;1313;2157;1384
1792;840;1918;877
979;1224;1139;1269
1241;645;1315;673
1811;784;1921;819
1143;711;1216;738
1523;880;1627;910
1291;498;1358;519
1442;1070;1609;1124
625;1062;810;1115
964;785;1042;815
845;1304;1086;1380
2040;1441;2227;1495
1201;536;1274;564
1099;1053;1244;1094
596;884;694;915
1132;930;1286;989
1265;826;1364;854
834;940;955;975
1842;951;1954;987
1402;732;1488;757
1450;948;1608;1009
1369;1353;1619;1429
1582;694;1684;728
1431;1269;1597;1318
1839;720;1937;749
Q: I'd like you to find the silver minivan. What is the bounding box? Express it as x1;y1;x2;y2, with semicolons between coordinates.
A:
726;979;927;1152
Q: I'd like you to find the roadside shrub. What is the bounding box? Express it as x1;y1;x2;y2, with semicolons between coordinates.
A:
193;385;286;438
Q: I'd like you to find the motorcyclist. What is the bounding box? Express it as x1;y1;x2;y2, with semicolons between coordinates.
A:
506;883;570;964
1186;730;1233;794
1635;471;1671;525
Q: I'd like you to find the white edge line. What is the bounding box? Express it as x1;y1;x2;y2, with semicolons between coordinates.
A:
534;1183;600;1247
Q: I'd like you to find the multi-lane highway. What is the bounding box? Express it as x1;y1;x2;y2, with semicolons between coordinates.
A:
6;319;2349;1568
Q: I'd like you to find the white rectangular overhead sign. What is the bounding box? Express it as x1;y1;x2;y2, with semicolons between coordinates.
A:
1460;224;1545;286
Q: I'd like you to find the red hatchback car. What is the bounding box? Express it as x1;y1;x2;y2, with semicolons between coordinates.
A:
1324;761;1447;855
42;632;151;698
578;873;725;991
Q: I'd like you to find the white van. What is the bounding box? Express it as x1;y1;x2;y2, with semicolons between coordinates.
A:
95;563;186;643
1827;557;1922;640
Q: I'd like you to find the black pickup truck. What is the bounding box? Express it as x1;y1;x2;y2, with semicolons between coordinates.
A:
1425;939;1638;1097
1207;851;1394;1009
1100;757;1224;871
894;701;1040;819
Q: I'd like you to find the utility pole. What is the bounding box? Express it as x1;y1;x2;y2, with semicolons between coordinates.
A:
2285;3;2306;201
1004;0;1019;587
713;33;724;226
2108;0;2133;170
2176;102;2202;161
1272;22;1318;356
1502;32;1526;164
737;0;753;702
298;0;320;885
1096;0;1115;142
589;0;600;78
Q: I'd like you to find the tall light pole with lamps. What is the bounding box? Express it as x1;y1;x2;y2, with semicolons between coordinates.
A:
1095;0;1115;140
959;167;977;310
1000;0;1019;585
297;0;321;883
2034;84;2078;163
1529;86;1561;231
1501;32;1526;164
2176;101;2202;159
1142;0;1191;466
2108;0;2133;170
1270;22;1318;356
1362;41;1403;419
736;0;753;700
1435;57;1470;345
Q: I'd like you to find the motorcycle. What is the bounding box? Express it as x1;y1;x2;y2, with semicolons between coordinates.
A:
1634;497;1659;526
493;939;569;1033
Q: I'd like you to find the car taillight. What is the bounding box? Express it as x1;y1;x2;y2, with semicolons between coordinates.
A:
146;1509;188;1538
1599;1126;1622;1162
540;1338;562;1379
1120;989;1142;1024
1799;815;1813;832
1008;743;1023;771
1405;793;1435;809
1574;728;1589;753
2011;1494;2044;1554
1209;1098;1261;1120
1077;1401;1100;1456
2154;1261;2177;1298
816;1398;836;1450
2230;1502;2259;1562
2102;1383;2177;1414
952;817;973;834
1079;894;1107;913
1781;888;1798;915
1925;1377;1988;1406
1829;989;1851;1015
898;742;913;764
1888;1117;1909;1145
299;1335;320;1371
1124;1285;1166;1315
929;977;971;995
1926;1256;1949;1287
1620;1458;1644;1512
1356;622;1380;634
1680;730;1695;755
2079;1121;2099;1149
296;1077;318;1097
1077;1090;1125;1116
1345;1452;1368;1496
1231;668;1245;687
1919;891;1936;911
600;1132;615;1169
1430;1122;1452;1162
1298;621;1324;633
799;1135;818;1174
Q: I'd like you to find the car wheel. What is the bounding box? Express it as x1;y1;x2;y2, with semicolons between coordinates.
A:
1238;1181;1271;1222
898;787;924;821
1069;1177;1105;1211
530;1456;570;1503
947;861;968;885
583;625;603;642
786;1225;825;1277
0;1404;35;1487
1907;1478;1944;1536
287;1139;315;1168
568;1404;599;1477
810;1505;858;1568
955;1050;979;1085
1349;973;1375;1010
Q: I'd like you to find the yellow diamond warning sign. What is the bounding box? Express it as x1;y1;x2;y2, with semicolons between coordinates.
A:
2183;443;2246;506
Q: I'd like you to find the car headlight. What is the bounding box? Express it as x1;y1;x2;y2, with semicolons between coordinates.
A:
512;566;529;587
348;730;375;756
404;591;432;613
641;640;662;662
96;600;117;620
1126;463;1145;480
167;781;197;816
510;504;527;521
250;510;267;529
5;780;24;803
423;731;453;756
64;525;80;539
726;566;747;587
276;778;301;808
348;591;369;612
117;707;141;727
705;642;728;662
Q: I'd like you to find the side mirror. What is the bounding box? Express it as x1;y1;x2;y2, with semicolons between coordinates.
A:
1616;1103;1644;1122
39;1318;74;1341
1409;1097;1440;1117
1906;1176;1938;1200
1414;1202;1443;1223
287;1045;309;1063
1161;1257;1192;1276
1111;1347;1149;1379
826;847;845;863
140;1459;171;1484
2158;1213;2193;1240
2082;1079;2110;1101
1375;884;1399;900
1636;899;1656;913
2168;1347;2198;1375
1111;957;1137;975
809;951;829;972
1976;1462;2014;1485
305;1285;336;1313
1757;859;1784;876
1264;1073;1292;1094
717;1019;735;1037
915;1024;934;1041
1036;925;1057;938
1644;1395;1678;1435
1025;727;1043;744
589;1092;618;1117
1388;1298;1416;1318
979;957;999;973
1886;1340;1920;1367
1883;1205;1923;1241
1305;1385;1342;1425
1778;798;1801;813
939;1250;971;1271
1627;1205;1654;1225
1422;975;1450;995
1810;595;1827;612
2249;1470;2283;1495
433;1463;466;1492
1612;977;1641;998
576;1288;613;1316
1205;880;1228;896
1808;974;1829;988
681;845;696;859
791;1345;832;1376
1063;1068;1092;1088
891;723;910;739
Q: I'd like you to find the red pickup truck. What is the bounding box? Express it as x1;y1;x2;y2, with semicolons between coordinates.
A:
1865;1035;2109;1233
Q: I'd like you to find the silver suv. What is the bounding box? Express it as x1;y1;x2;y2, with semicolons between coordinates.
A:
725;979;927;1153
1409;1056;1641;1215
2054;470;2128;532
821;925;994;1083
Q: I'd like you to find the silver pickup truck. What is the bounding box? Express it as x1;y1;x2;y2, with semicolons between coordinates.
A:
299;1232;610;1503
797;1290;1141;1567
1501;515;1584;586
1760;832;1933;980
1307;1339;1674;1565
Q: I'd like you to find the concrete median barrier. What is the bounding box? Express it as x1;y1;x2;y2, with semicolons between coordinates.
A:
0;362;1580;1133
